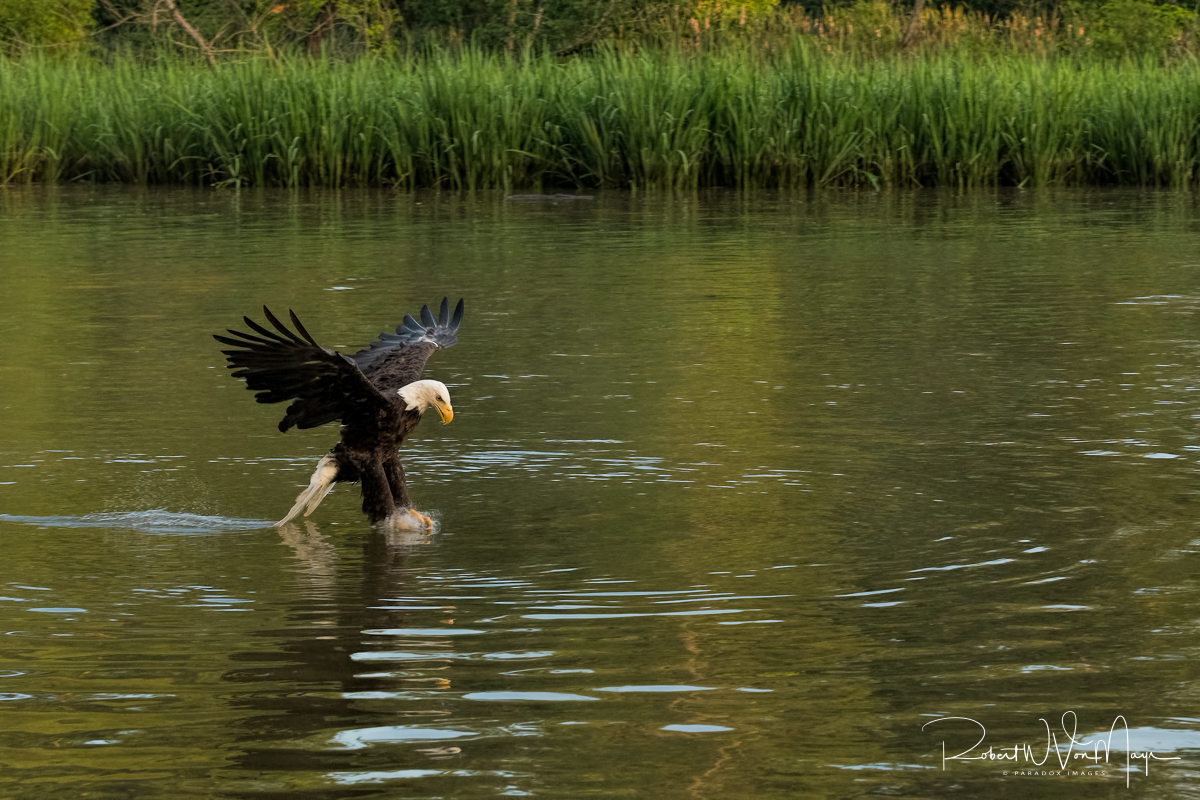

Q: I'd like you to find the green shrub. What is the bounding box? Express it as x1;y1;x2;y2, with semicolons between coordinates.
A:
0;0;94;52
1090;0;1195;57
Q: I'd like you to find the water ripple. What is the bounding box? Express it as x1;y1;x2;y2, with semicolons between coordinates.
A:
0;510;271;534
396;440;810;492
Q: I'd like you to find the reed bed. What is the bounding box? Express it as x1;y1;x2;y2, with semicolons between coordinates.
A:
3;46;1199;189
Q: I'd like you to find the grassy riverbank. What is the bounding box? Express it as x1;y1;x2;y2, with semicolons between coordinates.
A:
3;45;1200;189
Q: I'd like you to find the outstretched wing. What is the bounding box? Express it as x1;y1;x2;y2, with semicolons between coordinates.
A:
214;307;391;433
352;297;464;391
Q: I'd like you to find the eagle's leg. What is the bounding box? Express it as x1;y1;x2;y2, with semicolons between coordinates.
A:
360;458;397;524
384;455;432;529
383;455;410;508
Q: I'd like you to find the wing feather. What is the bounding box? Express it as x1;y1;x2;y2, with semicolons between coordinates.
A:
215;307;391;433
353;297;465;390
288;309;321;346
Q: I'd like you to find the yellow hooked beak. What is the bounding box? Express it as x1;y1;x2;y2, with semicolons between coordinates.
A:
433;401;454;425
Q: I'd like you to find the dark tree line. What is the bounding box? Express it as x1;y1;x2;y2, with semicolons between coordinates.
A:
1;0;1195;56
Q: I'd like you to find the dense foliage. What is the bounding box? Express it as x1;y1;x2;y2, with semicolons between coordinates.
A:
2;1;1198;189
4;45;1200;189
0;0;1196;58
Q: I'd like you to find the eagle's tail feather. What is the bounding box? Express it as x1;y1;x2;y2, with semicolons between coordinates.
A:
275;454;339;527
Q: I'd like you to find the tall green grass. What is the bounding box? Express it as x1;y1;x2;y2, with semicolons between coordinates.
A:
3;46;1199;189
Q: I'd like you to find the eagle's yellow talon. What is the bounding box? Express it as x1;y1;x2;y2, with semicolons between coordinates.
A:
406;508;434;529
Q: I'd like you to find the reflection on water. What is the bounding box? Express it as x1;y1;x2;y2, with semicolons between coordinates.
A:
1;187;1200;797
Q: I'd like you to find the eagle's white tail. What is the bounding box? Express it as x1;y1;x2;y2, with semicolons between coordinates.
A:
275;454;339;527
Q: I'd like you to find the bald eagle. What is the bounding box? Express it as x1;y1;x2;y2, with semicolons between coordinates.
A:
214;298;464;528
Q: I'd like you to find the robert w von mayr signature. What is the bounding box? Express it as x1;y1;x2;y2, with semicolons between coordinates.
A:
921;712;1181;787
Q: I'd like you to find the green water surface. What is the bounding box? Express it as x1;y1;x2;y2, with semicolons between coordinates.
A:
1;187;1199;798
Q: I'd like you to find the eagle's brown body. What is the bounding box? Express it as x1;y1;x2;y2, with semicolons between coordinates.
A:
324;406;421;522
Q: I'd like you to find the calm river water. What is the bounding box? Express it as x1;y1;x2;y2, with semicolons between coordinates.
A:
2;187;1200;798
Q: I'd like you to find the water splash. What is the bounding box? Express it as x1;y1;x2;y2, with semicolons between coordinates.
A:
0;510;271;535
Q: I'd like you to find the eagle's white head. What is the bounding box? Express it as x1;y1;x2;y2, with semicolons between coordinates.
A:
398;379;454;424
